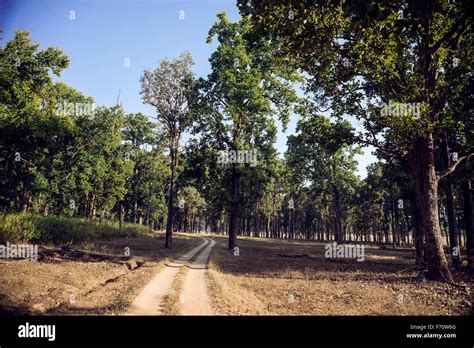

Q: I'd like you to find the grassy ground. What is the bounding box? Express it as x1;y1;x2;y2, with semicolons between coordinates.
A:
0;232;201;315
206;235;473;315
2;230;472;316
0;213;148;244
161;263;187;315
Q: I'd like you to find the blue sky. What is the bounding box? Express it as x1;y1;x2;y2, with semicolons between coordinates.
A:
0;0;376;177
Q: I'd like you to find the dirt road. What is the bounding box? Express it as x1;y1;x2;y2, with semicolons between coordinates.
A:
179;238;216;315
126;237;215;315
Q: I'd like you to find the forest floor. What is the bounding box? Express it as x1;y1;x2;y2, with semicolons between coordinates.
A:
206;235;474;315
0;232;472;316
0;232;201;315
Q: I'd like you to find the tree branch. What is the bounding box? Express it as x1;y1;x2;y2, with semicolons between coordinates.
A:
437;151;474;181
430;15;467;54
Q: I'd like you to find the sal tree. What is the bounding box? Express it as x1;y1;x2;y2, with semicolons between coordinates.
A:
240;0;473;281
141;52;196;248
122;112;157;223
198;13;300;249
0;31;69;212
287;113;361;243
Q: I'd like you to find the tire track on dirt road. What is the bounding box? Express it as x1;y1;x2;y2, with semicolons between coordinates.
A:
126;238;209;315
179;238;216;315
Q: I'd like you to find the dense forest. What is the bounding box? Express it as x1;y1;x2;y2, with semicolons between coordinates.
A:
1;0;473;285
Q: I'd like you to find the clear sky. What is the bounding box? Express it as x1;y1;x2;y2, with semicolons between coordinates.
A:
0;0;376;177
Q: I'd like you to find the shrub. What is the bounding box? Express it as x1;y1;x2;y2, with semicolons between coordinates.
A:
0;213;40;244
0;213;144;245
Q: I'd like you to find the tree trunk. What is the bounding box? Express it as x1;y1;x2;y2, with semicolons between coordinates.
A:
165;145;178;249
228;163;241;250
288;208;294;239
132;164;140;224
442;132;461;267
332;185;343;243
463;180;474;266
410;191;425;265
390;192;397;248
20;176;32;213
394;196;401;246
145;189;152;227
266;215;271;238
411;135;453;282
119;203;125;233
90;193;97;220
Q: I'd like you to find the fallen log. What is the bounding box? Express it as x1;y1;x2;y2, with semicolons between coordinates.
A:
37;245;143;268
277;253;319;261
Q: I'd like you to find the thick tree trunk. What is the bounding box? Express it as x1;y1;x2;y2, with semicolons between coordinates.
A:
411;135;453;282
228;163;241;250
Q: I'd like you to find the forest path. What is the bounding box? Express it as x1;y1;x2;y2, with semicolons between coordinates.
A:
179;238;216;315
126;237;209;315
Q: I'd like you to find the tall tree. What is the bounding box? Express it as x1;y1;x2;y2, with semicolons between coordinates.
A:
239;0;474;281
140;52;196;248
287;113;360;242
122;112;157;223
198;13;300;249
0;31;69;212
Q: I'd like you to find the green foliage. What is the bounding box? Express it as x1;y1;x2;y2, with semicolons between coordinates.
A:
0;31;71;209
239;0;473;157
0;213;40;243
0;6;471;278
286;113;361;240
0;31;168;241
198;12;300;151
0;213;143;244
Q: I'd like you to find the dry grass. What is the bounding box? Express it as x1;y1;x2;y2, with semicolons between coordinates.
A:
2;232;471;316
161;266;186;315
0;232;201;315
207;235;473;316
